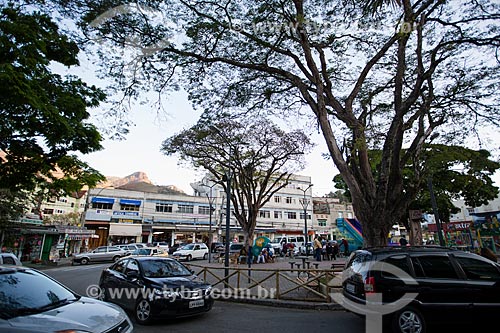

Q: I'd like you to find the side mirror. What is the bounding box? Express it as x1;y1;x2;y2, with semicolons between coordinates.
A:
127;271;139;279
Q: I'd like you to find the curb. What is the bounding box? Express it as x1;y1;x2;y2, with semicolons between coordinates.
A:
219;297;344;310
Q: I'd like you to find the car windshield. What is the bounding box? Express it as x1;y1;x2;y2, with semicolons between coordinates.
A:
180;244;195;250
132;249;152;255
140;259;192;278
0;269;78;319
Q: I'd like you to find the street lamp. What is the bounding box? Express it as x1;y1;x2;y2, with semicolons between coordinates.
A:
299;183;313;256
201;182;217;263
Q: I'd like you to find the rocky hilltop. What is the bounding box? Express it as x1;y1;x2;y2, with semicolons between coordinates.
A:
97;171;186;195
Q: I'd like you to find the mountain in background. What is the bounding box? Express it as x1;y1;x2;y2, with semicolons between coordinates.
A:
97;171;186;195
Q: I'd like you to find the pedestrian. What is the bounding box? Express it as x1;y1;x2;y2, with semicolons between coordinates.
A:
340;238;349;257
313;235;322;261
332;241;339;260
326;242;333;261
399;235;408;246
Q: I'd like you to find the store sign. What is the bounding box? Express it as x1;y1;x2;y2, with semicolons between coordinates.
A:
113;211;140;216
18;218;43;225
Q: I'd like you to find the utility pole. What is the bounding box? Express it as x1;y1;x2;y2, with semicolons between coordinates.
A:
427;177;445;247
299;183;313;256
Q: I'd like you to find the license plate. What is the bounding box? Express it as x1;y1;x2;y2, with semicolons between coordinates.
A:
346;283;356;294
189;299;204;308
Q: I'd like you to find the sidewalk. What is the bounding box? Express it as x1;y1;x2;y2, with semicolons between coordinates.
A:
23;257;73;270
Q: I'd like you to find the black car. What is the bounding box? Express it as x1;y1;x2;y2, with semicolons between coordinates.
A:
98;257;214;325
342;246;500;333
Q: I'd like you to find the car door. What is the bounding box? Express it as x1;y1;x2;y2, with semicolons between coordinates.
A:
193;244;202;259
102;259;129;307
92;247;109;262
121;259;143;310
409;253;471;315
452;254;500;313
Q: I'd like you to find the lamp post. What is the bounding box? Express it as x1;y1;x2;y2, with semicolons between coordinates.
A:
201;183;217;263
299;184;313;256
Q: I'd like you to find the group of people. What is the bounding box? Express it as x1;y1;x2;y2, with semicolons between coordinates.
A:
313;236;349;262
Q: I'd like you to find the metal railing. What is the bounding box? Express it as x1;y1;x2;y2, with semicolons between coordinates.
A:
186;264;340;303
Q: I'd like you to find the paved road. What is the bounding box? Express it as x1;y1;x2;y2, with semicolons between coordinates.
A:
42;261;366;333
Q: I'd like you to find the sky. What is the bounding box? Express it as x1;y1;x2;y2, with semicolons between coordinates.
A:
77;88;340;197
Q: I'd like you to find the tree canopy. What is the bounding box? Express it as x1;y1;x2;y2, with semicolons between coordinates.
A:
334;145;500;224
162;116;313;245
60;0;500;246
0;2;106;198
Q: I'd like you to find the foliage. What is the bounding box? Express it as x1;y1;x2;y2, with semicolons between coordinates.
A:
43;211;81;225
59;0;500;246
0;2;106;198
162;116;313;244
334;145;500;224
0;189;29;229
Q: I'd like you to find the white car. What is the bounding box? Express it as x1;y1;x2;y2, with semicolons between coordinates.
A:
0;265;134;333
0;252;22;266
172;243;209;261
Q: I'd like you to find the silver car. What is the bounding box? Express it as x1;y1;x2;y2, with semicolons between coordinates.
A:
0;265;134;333
0;252;22;266
72;246;127;265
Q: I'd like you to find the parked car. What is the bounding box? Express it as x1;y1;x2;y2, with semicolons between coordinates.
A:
0;265;134;333
0;252;22;266
152;242;170;251
117;244;142;255
98;257;214;324
126;247;169;258
172;243;209;261
72;246;127;265
210;242;224;253
298;242;314;256
342;246;500;333
168;242;188;255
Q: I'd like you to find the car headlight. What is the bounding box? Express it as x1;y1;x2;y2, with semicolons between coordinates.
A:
153;288;180;300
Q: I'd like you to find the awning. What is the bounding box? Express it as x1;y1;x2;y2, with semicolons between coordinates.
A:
119;199;142;206
109;223;142;236
91;197;115;204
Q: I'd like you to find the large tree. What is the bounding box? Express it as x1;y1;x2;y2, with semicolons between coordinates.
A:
162;116;313;246
0;3;106;203
334;145;500;241
64;0;500;246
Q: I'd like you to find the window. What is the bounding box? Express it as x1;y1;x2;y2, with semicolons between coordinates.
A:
381;255;411;279
198;206;211;215
43;208;54;215
2;255;15;265
113;259;129;273
274;196;281;203
125;260;139;274
466;207;475;215
259;210;270;218
317;219;327;227
178;204;194;213
156;202;173;213
411;255;459;279
120;203;139;211
56;209;64;214
455;256;500;280
92;202;113;210
274;211;282;219
300;212;312;220
286;197;293;204
286;212;297;219
59;198;68;203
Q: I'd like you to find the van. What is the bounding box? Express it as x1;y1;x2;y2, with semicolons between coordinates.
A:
271;236;306;254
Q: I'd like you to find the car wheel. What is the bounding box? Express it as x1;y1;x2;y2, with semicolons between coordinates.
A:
187;254;192;261
112;255;120;262
203;253;208;260
392;306;426;333
135;298;153;325
80;258;89;265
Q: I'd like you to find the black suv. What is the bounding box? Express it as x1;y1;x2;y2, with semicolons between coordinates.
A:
342;246;500;333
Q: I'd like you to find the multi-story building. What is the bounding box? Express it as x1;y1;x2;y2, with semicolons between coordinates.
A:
83;174;314;248
312;197;355;241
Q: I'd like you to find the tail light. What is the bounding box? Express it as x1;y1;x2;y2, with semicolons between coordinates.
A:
364;276;376;294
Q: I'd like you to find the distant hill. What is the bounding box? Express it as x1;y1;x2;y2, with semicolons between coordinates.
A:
97;171;186;195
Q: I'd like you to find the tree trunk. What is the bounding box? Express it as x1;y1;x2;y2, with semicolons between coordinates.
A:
409;219;423;246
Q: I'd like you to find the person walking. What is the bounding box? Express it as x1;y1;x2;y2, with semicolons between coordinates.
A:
326;242;333;261
399;235;408;247
340;238;349;257
313;235;322;261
